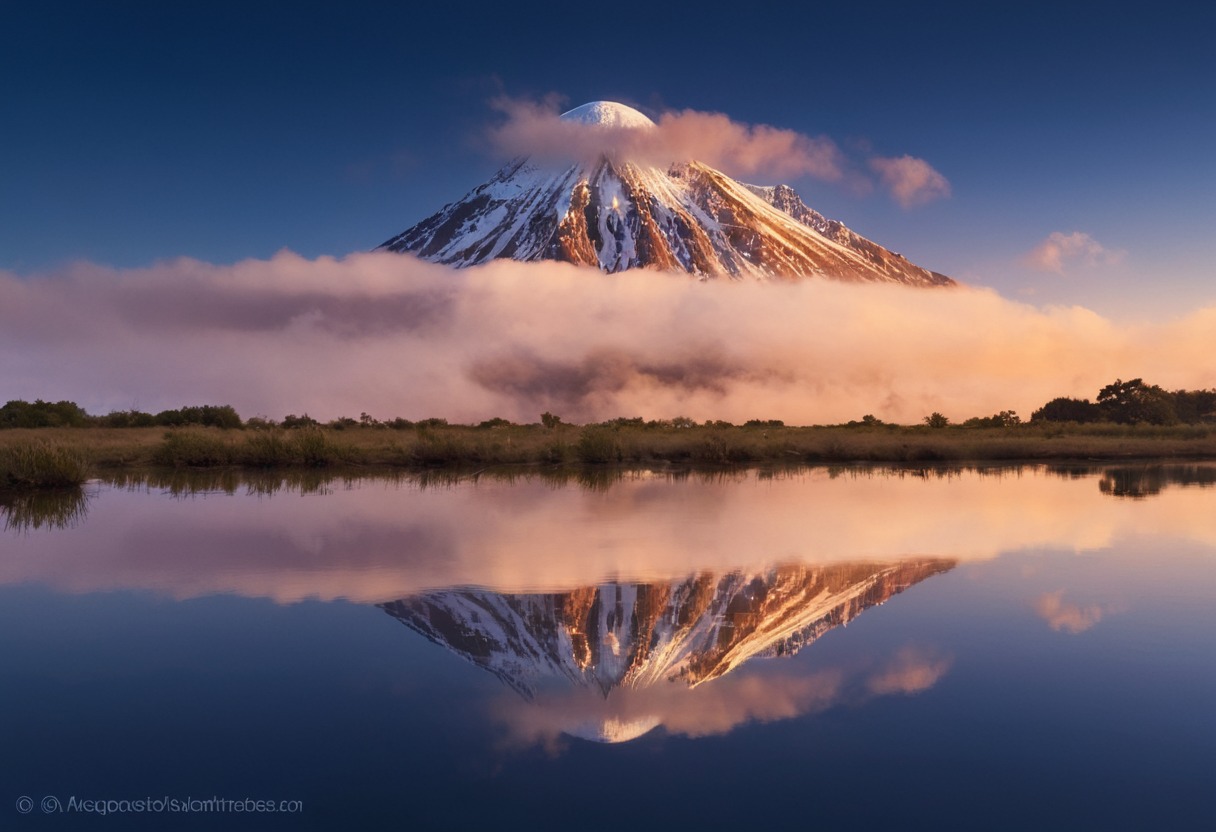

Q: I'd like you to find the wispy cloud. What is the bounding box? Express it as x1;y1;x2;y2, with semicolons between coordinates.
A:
487;95;846;181
1023;231;1126;274
494;645;954;749
487;96;959;207
2;252;1214;425
869;155;952;208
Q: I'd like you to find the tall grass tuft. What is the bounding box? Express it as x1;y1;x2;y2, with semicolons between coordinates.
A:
152;431;232;467
412;432;476;466
575;428;622;464
291;428;332;467
243;430;293;467
0;442;92;489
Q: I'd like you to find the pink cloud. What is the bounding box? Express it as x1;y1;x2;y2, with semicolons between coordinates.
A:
494;644;955;749
487;95;845;181
492;667;844;748
1023;231;1126;274
1035;590;1119;633
868;154;952;208
866;646;953;695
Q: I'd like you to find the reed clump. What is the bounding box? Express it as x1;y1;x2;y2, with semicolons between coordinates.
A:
575;428;623;464
0;442;92;489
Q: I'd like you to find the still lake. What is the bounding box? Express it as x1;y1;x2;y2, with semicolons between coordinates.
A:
3;463;1214;830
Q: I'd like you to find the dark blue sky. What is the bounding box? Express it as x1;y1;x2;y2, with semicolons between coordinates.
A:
3;0;1213;316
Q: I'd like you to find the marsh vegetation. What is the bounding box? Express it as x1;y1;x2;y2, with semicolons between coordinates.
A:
0;420;1212;486
1;378;1213;489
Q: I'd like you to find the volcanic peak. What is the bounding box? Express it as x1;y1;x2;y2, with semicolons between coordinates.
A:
559;100;655;129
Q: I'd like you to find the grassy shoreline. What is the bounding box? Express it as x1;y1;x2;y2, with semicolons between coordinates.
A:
2;422;1215;491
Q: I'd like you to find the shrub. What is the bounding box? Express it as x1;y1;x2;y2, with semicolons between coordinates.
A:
923;412;950;429
1031;397;1101;423
600;417;644;428
962;410;1021;428
154;405;242;429
282;413;319;429
98;409;157;428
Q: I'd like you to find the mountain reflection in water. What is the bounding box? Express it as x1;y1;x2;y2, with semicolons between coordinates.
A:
381;560;953;742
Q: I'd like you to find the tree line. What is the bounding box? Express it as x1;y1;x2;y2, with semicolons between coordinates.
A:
2;377;1213;431
0;401;241;430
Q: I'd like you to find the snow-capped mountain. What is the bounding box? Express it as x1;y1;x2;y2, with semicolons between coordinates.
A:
379;101;955;286
380;559;955;701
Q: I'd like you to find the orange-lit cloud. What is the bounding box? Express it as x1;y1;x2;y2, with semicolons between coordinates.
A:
488;95;845;181
866;646;953;695
1035;590;1117;633
1023;231;1126;274
868;154;952;208
2;252;1214;428
494;646;954;748
494;670;844;748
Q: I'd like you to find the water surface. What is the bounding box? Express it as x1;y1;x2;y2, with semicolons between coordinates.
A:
3;464;1213;830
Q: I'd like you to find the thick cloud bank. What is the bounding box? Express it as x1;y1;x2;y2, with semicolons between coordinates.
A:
2;251;1213;424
